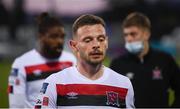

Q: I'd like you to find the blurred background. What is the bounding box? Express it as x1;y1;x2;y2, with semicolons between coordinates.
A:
1;0;180;107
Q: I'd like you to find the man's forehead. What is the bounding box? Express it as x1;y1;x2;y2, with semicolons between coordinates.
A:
48;26;64;32
77;24;105;36
124;26;147;32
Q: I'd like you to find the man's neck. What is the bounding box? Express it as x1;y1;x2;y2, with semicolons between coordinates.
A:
36;47;61;59
76;61;104;80
138;41;149;61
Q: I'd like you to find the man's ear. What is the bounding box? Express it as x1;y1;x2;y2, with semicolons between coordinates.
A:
69;40;78;53
144;30;151;41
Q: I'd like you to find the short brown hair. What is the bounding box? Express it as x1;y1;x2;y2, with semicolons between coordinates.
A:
122;12;151;32
72;14;105;37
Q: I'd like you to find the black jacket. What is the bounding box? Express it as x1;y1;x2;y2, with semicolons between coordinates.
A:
110;47;180;108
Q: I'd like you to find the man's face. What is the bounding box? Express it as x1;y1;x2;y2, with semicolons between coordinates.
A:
123;26;149;43
40;26;65;59
72;24;108;65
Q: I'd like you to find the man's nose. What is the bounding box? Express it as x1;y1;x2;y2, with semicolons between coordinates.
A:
125;35;134;43
92;46;100;50
92;40;100;49
56;37;64;43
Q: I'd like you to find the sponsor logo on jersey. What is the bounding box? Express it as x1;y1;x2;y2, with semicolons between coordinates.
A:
36;99;42;105
106;91;120;107
33;69;42;76
40;83;49;94
67;92;78;99
10;68;18;76
152;67;163;80
42;97;49;106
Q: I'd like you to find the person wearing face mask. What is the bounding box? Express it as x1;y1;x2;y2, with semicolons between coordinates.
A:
110;12;180;108
8;12;76;108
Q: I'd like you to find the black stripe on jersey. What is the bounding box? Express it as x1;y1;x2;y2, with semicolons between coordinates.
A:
56;95;126;108
26;70;59;81
34;105;41;109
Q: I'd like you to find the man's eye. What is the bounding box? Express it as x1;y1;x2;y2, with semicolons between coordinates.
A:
99;38;105;42
130;32;137;36
123;33;128;37
83;38;92;43
84;39;91;43
98;36;105;42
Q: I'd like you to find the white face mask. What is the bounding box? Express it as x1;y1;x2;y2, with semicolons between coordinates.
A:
125;41;144;54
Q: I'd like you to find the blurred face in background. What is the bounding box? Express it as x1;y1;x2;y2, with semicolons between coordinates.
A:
39;26;65;59
123;26;150;43
123;26;150;54
71;24;108;65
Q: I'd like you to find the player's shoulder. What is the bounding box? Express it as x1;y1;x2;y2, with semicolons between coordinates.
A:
151;48;173;60
13;49;37;64
152;48;169;55
61;50;76;59
61;50;76;64
45;66;74;83
61;50;74;57
105;67;130;82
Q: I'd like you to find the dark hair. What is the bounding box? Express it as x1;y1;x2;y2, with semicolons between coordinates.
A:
36;12;63;34
72;14;105;37
122;12;151;32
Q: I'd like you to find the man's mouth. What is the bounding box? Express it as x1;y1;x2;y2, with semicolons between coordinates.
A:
89;52;103;58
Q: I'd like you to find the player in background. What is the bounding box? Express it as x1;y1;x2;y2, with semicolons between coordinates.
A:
35;14;134;109
110;12;180;107
8;12;76;108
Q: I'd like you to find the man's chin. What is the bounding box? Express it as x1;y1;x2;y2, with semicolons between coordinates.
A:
56;48;63;53
47;51;61;59
88;59;103;65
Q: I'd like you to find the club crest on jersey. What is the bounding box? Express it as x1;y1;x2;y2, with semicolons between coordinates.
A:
152;67;163;80
40;83;49;94
106;91;120;107
10;68;18;76
42;97;49;106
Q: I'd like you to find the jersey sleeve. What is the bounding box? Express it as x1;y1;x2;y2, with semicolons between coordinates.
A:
35;75;57;109
126;79;135;108
8;59;31;108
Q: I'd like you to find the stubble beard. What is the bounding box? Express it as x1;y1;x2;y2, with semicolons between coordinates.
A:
80;52;105;66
